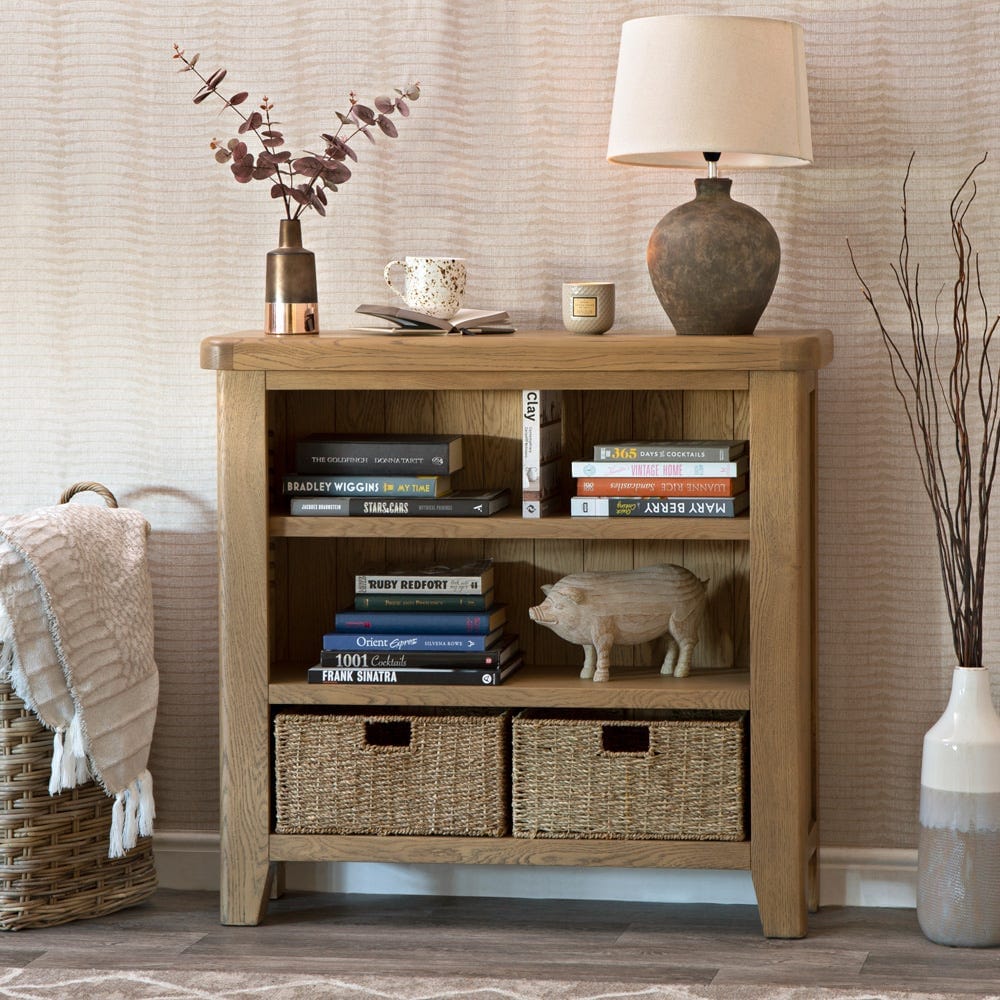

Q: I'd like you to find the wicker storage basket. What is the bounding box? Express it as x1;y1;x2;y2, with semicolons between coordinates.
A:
0;679;157;930
512;708;747;841
274;708;510;836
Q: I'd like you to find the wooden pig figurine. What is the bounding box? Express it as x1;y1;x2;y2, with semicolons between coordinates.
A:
528;564;707;682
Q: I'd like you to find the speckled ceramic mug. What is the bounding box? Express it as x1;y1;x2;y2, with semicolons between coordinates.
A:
383;256;467;319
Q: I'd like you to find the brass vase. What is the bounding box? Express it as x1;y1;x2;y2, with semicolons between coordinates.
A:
265;219;318;335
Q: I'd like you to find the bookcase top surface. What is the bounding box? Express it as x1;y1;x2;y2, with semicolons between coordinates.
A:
201;328;833;375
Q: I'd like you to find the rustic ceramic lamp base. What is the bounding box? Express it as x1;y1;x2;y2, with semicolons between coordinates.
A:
265;219;319;336
647;178;780;336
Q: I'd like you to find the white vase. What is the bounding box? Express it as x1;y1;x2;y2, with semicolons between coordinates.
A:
917;665;1000;947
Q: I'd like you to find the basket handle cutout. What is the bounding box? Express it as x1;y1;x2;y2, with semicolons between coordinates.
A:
601;723;650;754
364;719;412;750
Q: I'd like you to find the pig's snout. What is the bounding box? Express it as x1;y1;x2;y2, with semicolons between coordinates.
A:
528;604;550;624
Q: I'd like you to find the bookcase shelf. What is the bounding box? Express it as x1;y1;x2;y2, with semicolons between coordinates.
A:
269;510;751;541
268;664;752;710
203;326;832;938
269;832;753;870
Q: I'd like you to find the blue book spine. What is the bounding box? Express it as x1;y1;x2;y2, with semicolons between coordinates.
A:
333;608;504;635
322;630;501;652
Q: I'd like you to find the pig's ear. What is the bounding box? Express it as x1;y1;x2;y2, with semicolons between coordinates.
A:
563;586;585;604
541;584;552;596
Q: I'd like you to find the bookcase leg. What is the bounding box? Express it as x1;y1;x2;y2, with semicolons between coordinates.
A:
753;868;808;939
807;848;820;913
220;856;272;926
270;861;287;900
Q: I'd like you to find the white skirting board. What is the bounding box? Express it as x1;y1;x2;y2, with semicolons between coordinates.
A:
151;834;919;909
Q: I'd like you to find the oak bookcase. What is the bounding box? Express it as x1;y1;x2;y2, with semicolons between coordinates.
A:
200;327;833;937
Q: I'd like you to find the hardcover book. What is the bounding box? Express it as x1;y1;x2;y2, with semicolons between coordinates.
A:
352;591;494;612
308;655;523;686
333;605;507;635
354;559;495;595
522;494;563;518
289;489;510;518
592;440;747;462
571;457;749;479
522;389;563;519
576;475;747;498
570;494;750;518
283;474;451;497
522;458;561;501
295;433;463;475
319;633;519;669
322;626;504;652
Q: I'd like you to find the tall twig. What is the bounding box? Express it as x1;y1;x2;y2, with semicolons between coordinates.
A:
847;153;1000;668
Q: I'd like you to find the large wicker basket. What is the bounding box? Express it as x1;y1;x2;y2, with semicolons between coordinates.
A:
0;679;157;930
512;708;747;841
274;708;510;836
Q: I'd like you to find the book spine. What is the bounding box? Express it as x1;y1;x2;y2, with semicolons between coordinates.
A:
333;609;504;634
570;495;749;517
521;494;563;518
522;457;561;501
290;495;508;516
523;390;563;521
593;442;744;461
322;631;498;651
283;475;449;497
571;459;746;478
319;648;500;669
308;662;520;686
575;475;746;498
352;593;492;611
296;439;458;474
289;498;350;516
355;573;489;595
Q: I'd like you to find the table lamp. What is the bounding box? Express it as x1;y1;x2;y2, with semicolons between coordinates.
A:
607;15;812;336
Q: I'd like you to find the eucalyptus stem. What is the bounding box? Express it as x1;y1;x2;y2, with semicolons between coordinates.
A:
172;44;419;221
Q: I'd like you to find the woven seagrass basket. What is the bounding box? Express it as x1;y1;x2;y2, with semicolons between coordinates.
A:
274;708;510;836
512;708;747;841
0;679;157;930
0;482;156;930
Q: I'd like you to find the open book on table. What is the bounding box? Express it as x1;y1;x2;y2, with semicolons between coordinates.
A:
356;303;514;334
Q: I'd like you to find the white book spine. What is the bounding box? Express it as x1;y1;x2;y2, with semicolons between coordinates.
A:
521;389;562;492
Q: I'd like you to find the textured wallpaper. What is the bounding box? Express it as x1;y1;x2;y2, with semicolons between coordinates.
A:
4;0;1000;849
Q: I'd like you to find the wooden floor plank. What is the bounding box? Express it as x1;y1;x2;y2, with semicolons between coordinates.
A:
2;889;997;997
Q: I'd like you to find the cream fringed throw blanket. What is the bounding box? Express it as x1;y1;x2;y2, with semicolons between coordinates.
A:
0;502;158;858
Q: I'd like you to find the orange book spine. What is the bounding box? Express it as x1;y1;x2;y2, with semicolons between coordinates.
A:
575;475;746;497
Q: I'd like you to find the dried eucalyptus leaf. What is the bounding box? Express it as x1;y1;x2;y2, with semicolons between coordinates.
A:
377;115;398;138
374;96;394;113
228;92;248;107
350;103;376;126
206;68;227;89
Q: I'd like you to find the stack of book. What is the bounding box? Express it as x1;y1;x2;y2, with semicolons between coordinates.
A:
286;433;510;517
311;560;523;685
569;440;750;518
521;389;563;518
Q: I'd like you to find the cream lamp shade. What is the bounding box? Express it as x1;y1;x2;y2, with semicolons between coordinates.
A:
606;14;812;336
607;15;812;170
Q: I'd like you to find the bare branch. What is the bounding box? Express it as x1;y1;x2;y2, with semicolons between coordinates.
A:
849;153;997;667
